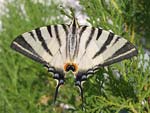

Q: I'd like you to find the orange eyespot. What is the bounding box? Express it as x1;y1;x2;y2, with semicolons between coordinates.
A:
64;63;78;72
72;63;78;72
64;63;70;71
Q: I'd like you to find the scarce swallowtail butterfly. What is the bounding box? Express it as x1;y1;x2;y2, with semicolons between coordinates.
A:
11;17;138;103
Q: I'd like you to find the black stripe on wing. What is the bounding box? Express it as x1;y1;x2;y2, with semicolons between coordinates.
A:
60;24;69;58
93;48;138;72
85;27;95;49
29;32;36;41
79;26;87;37
102;47;138;67
47;25;53;37
12;35;39;56
95;41;138;69
35;28;53;56
93;32;114;59
79;26;87;43
110;42;135;58
96;28;102;40
112;36;120;45
11;36;47;65
54;25;61;46
62;24;69;35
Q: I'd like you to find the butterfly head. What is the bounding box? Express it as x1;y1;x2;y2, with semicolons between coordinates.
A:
69;17;79;30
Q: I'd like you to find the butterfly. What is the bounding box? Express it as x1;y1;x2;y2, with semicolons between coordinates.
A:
11;17;138;103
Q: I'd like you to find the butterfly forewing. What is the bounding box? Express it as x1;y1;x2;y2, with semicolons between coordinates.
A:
11;24;69;68
77;26;138;72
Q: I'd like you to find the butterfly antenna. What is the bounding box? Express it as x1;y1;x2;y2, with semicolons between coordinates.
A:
70;8;75;18
58;5;75;20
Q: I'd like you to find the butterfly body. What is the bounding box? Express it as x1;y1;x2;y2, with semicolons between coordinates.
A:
11;17;138;103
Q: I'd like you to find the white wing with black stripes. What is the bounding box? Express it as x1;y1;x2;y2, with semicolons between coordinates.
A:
11;24;69;69
11;18;138;104
76;26;138;72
